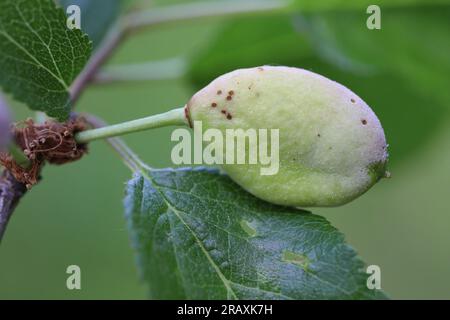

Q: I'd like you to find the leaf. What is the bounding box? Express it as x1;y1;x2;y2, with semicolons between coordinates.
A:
187;14;312;89
302;5;450;108
58;0;122;49
0;0;92;120
125;167;387;300
0;95;11;151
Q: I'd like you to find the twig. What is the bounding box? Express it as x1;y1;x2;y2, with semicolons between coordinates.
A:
69;23;128;105
0;94;28;242
69;0;287;103
0;169;27;242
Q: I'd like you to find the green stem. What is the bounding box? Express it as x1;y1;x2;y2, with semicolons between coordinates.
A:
76;107;187;143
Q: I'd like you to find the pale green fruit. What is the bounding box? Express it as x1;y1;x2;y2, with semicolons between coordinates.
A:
185;66;388;207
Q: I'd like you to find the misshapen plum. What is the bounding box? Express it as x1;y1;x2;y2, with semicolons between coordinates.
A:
185;66;388;207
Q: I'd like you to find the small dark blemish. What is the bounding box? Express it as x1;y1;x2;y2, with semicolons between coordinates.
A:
228;90;234;96
226;96;232;101
227;114;232;120
184;105;193;128
217;90;222;95
221;110;227;114
317;134;321;137
361;119;367;125
351;98;356;103
211;102;217;108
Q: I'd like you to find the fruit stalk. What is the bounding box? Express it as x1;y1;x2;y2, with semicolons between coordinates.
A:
75;107;187;143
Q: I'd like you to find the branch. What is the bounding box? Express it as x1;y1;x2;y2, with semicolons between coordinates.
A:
69;0;288;105
0;168;27;242
69;23;127;105
0;94;28;242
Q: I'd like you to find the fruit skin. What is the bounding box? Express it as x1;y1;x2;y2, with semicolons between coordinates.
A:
186;66;388;207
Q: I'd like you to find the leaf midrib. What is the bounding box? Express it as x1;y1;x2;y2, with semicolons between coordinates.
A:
138;169;355;299
140;169;239;300
14;1;69;88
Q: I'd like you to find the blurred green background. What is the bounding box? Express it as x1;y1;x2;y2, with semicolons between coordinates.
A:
1;0;449;299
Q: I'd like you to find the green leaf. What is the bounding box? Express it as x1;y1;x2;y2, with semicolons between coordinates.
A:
187;14;312;89
0;0;92;120
303;5;450;108
58;0;122;49
125;167;387;300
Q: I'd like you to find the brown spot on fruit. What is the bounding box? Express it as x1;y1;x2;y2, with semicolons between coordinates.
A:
227;114;232;120
361;119;367;125
221;110;227;114
217;90;222;95
317;134;321;137
211;102;217;108
351;98;356;103
226;96;232;101
228;90;234;96
184;105;193;128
